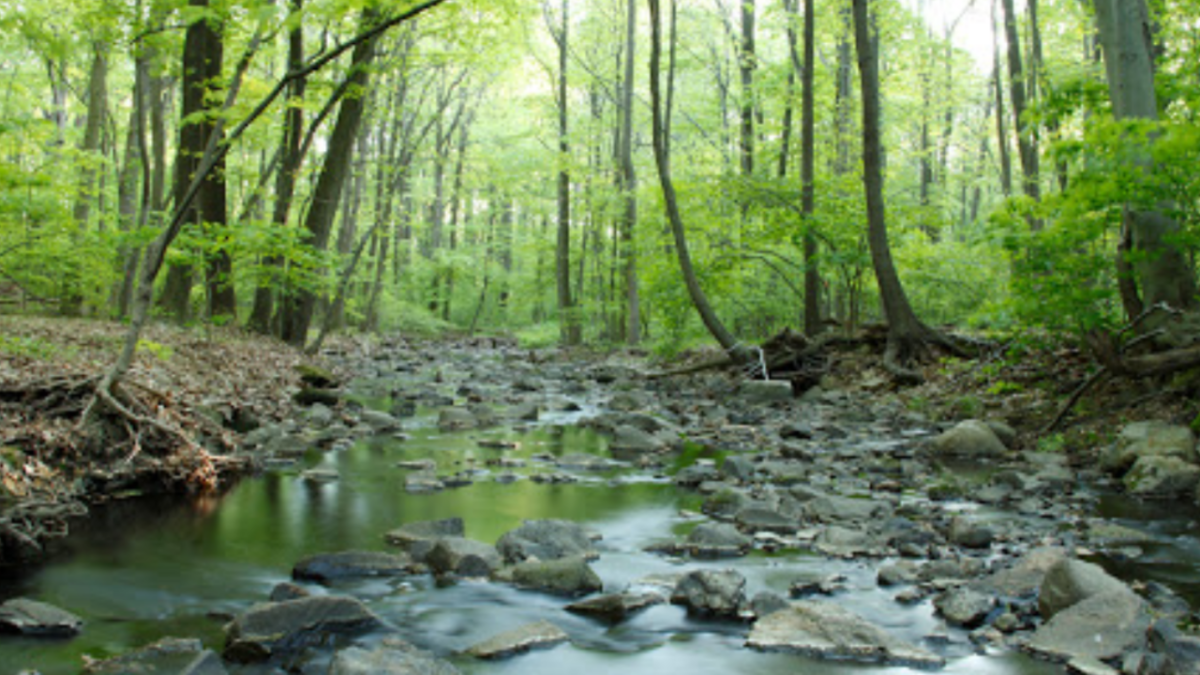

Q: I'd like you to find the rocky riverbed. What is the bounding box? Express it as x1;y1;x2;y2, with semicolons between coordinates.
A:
4;337;1200;675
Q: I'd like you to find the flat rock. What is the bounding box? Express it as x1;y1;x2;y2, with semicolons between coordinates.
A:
405;472;446;493
438;408;478;431
814;526;885;558
566;591;665;622
609;424;666;457
466;620;569;659
973;547;1066;599
804;494;892;523
293;550;412;583
360;409;402;432
83;638;221;675
739;380;794;404
224;596;382;663
1026;590;1149;663
330;639;461;675
385;517;466;558
747;601;944;669
0;598;83;637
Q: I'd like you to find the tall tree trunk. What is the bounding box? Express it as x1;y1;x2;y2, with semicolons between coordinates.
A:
991;0;1013;197
650;0;745;359
250;0;305;334
1093;0;1197;314
551;0;580;345
1001;0;1040;215
282;10;379;347
800;0;820;336
74;42;108;231
853;0;949;382
618;0;639;345
159;0;226;323
739;0;756;181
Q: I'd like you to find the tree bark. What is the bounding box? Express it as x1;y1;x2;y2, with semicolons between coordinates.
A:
650;0;745;359
1093;0;1197;313
550;0;580;345
281;10;379;347
249;0;306;335
618;0;639;345
1001;0;1040;214
800;0;820;337
853;0;946;382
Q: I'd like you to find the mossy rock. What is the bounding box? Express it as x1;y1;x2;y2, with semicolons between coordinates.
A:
296;364;339;389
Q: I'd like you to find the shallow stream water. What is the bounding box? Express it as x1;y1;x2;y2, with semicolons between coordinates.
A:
0;366;1191;675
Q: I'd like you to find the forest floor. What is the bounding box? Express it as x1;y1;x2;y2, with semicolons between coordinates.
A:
0;315;1194;566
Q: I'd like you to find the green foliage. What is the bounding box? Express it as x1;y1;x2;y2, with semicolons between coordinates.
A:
0;335;69;361
136;339;173;362
1036;433;1067;454
516;322;562;349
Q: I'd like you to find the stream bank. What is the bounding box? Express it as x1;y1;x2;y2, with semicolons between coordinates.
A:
1;327;1199;675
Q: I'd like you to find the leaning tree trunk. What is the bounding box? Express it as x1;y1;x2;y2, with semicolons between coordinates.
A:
649;0;747;361
852;0;955;383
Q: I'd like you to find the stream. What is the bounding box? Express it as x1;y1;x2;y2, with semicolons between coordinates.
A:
1;346;1197;675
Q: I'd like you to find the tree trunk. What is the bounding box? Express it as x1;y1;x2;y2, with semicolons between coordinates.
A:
618;0;639;345
853;0;946;382
281;10;379;347
650;0;745;359
991;0;1013;197
1001;0;1040;214
159;0;226;323
800;0;821;337
551;0;580;345
250;0;306;334
73;42;108;231
739;0;756;181
1093;0;1197;313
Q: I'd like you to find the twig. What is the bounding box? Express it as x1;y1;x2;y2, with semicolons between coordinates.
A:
1043;367;1110;434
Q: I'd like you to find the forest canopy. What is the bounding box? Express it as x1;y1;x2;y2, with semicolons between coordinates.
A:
0;0;1196;359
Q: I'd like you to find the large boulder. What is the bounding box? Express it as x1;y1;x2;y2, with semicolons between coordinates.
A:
330;639;460;675
465;620;569;659
747;601;944;669
224;596;382;663
1100;421;1196;475
671;569;746;618
292;550;412;583
1123;455;1200;499
496;519;597;564
926;420;1008;459
0;598;83;637
1026;590;1149;663
510;556;603;597
973;546;1067;599
1038;558;1131;620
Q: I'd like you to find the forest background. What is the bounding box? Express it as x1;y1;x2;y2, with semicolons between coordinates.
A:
0;0;1196;369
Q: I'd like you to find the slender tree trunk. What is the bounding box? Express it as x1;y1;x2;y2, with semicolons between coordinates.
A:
853;0;945;381
991;0;1013;197
618;0;639;345
282;11;378;347
739;0;756;181
250;0;305;334
551;0;580;345
74;42;108;231
650;0;745;359
1094;0;1197;314
800;0;820;337
1001;0;1040;215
